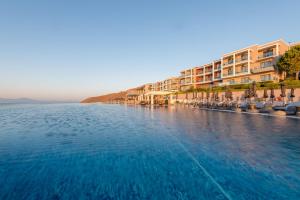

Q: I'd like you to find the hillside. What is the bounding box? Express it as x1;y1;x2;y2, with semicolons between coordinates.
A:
80;91;127;103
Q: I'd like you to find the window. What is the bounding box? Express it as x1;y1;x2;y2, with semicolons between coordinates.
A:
260;61;273;68
261;74;271;81
241;77;250;83
241;64;248;72
228;79;235;84
263;49;274;57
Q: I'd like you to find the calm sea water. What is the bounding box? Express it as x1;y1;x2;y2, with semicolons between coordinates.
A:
0;104;299;200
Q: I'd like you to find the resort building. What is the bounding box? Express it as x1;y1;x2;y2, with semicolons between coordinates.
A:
125;39;298;104
179;68;195;91
178;39;290;90
221;39;289;86
162;77;180;92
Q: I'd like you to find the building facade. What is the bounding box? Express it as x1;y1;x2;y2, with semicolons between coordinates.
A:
178;39;290;91
127;39;297;104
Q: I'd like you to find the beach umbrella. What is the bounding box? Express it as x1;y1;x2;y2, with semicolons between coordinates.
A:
290;88;295;98
244;89;249;99
280;83;286;98
211;91;215;102
221;94;225;102
263;89;268;99
228;91;233;101
215;91;219;101
186;92;188;100
251;81;257;97
206;90;210;100
270;88;275;103
201;91;204;101
290;88;295;102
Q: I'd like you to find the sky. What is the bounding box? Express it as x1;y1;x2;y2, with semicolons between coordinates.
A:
0;0;300;101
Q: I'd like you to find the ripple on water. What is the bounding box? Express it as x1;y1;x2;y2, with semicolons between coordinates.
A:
0;104;299;199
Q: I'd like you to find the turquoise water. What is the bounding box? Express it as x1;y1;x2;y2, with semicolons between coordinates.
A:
0;104;299;200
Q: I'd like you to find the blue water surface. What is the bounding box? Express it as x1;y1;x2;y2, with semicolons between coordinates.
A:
0;103;299;200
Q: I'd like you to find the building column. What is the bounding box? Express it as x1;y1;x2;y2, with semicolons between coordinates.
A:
233;53;236;76
248;49;250;74
151;94;154;105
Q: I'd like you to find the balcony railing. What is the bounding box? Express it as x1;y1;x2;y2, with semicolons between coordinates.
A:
241;79;251;84
251;66;275;73
261;76;272;82
223;60;234;66
196;79;204;83
235;56;249;63
205;76;213;80
222;72;234;77
196;71;204;75
205;69;213;73
258;51;275;59
235;70;248;74
214;66;221;71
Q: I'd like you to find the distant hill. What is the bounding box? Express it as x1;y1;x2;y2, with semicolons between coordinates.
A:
0;98;74;104
0;98;41;104
80;91;127;103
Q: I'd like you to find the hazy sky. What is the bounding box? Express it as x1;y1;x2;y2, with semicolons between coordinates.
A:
1;0;300;101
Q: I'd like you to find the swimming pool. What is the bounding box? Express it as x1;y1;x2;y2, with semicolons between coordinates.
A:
0;104;299;199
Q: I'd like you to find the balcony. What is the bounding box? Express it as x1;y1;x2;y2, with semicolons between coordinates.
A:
235;70;248;74
214;65;221;71
205;69;213;74
235;56;249;64
223;72;234;77
241;79;251;84
257;51;275;60
251;66;275;73
196;79;204;83
223;60;234;67
196;71;204;75
214;75;221;79
205;76;213;80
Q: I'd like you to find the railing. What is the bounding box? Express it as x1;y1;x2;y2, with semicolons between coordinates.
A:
222;72;234;77
235;56;248;63
235;70;248;74
214;66;221;71
196;71;204;75
196;79;204;83
260;61;273;68
251;66;275;73
258;51;275;59
241;79;251;84
223;60;234;66
205;69;213;73
261;77;272;82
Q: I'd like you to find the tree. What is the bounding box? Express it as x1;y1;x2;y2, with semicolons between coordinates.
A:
277;45;300;79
